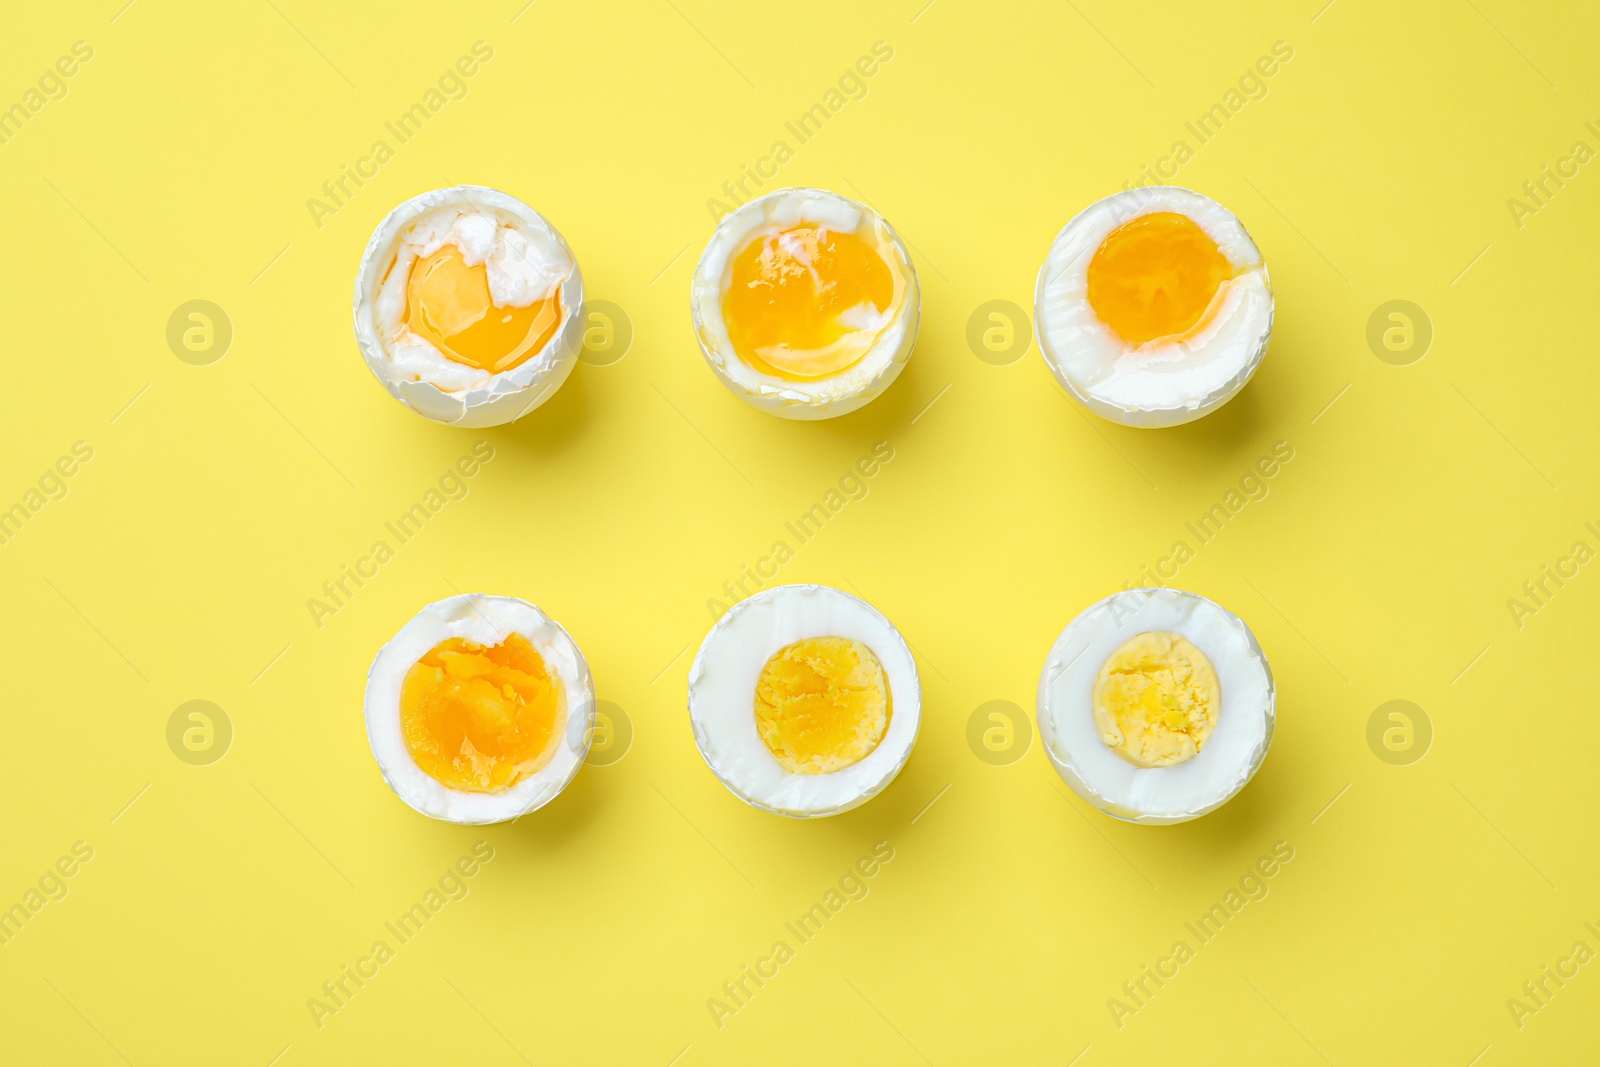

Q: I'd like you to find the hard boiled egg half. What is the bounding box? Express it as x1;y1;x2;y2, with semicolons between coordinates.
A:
365;594;595;824
692;188;919;420
688;585;920;816
353;185;584;428
1037;588;1274;824
1035;187;1272;427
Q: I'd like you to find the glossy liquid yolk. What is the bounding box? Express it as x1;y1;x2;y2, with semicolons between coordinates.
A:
1092;631;1220;768
405;244;561;374
400;634;562;792
1086;212;1233;345
723;225;894;381
754;637;890;774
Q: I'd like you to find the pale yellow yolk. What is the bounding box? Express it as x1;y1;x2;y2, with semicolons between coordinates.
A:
1086;212;1234;345
1092;631;1220;768
722;225;895;381
404;244;562;374
754;637;890;774
400;633;562;792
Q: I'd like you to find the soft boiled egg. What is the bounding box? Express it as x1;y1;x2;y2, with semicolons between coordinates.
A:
691;188;920;420
688;584;920;816
353;185;584;427
1037;588;1274;824
365;594;595;823
1035;187;1272;427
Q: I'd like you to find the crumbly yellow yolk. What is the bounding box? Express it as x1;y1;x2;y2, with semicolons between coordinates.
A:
404;244;562;374
1092;631;1220;768
723;225;895;381
754;637;890;774
400;633;562;792
1086;212;1234;345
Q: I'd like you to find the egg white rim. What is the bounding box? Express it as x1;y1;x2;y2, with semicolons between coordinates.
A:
364;593;596;825
353;185;586;429
1037;587;1274;825
1034;186;1273;428
687;584;921;818
690;187;921;421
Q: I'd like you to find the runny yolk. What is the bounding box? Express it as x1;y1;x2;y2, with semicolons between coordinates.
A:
404;244;562;374
753;637;890;774
400;633;562;792
1086;212;1234;345
1092;631;1220;768
722;225;895;381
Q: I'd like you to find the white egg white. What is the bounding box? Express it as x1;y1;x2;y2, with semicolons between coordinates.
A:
1037;588;1274;824
365;593;595;825
353;185;585;428
688;584;920;817
1035;186;1273;428
691;188;920;420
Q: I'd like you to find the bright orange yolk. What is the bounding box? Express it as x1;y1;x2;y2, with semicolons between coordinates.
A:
400;634;562;793
722;225;895;381
404;244;561;374
1086;212;1234;345
754;637;890;774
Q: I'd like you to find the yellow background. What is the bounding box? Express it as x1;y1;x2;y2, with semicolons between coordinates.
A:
3;0;1598;1062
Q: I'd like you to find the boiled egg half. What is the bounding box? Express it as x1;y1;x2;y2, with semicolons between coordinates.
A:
365;594;595;823
1035;187;1272;427
688;584;920;816
692;188;919;419
354;185;584;427
1037;587;1273;824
